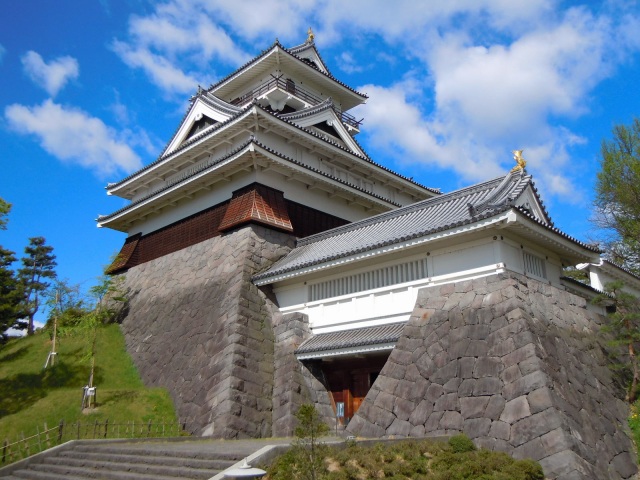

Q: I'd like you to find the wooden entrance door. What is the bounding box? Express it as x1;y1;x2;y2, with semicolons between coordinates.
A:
351;372;370;415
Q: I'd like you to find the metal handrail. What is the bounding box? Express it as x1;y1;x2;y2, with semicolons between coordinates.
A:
229;77;362;129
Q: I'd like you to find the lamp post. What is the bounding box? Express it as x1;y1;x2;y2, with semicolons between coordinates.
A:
223;458;267;479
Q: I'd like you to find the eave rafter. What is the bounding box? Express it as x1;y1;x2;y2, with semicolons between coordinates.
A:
99;138;398;231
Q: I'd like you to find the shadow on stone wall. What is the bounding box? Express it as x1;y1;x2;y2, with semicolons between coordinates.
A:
119;225;294;439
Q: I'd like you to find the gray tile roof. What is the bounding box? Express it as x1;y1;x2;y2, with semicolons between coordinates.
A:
295;322;406;355
253;170;598;283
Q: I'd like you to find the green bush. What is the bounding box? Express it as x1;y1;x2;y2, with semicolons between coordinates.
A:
265;436;544;480
448;434;476;453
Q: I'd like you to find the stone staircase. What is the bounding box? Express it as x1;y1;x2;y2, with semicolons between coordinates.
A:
0;439;279;480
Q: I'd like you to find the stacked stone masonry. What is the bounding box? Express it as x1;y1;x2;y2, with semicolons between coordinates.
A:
119;225;294;439
346;273;637;480
271;311;336;437
118;228;637;479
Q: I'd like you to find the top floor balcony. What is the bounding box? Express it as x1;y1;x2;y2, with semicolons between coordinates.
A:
229;76;363;133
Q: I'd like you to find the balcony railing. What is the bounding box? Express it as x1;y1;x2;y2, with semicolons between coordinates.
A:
229;77;362;130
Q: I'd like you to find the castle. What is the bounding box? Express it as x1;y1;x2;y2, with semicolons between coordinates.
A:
99;35;639;479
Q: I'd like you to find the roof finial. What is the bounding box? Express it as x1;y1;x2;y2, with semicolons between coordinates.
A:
306;27;315;44
511;149;526;172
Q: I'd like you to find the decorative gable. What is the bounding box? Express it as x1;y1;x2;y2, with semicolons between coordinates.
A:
163;96;241;156
514;184;552;225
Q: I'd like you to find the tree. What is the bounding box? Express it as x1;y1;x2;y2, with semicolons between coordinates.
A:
0;247;22;342
594;118;640;273
594;281;640;403
18;237;57;335
45;278;89;329
0;197;10;230
293;404;330;480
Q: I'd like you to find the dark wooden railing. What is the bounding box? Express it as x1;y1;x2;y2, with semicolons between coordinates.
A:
229;77;362;130
1;417;193;465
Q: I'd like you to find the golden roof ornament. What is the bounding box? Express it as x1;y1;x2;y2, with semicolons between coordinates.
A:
511;149;526;172
306;27;315;44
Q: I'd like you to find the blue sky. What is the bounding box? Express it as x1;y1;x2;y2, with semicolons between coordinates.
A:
1;1;640;323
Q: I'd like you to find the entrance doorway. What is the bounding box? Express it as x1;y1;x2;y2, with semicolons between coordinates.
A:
319;354;389;424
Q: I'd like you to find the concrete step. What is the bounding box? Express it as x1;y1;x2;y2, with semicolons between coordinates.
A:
18;463;197;480
70;443;242;461
9;469;104;480
37;457;221;479
54;450;235;470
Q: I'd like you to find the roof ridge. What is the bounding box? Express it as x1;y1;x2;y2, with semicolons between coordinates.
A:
296;173;514;246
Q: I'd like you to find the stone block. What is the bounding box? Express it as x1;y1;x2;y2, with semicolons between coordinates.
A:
458;378;476;397
460;396;490;419
512;437;545;461
463;417;491;438
484;395;506;420
500;396;531;424
443;377;462;393
375;391;395;411
410;424;426;437
387;418;412;437
434;393;459;412
440;411;463;430
466;340;489;357
393;398;416;421
510;408;563;447
473;377;503;396
425;411;444;431
503;371;550;401
409;399;434;425
459;357;476;378
426;383;444;402
527;387;554;414
489;420;510;441
473;356;503;378
502;343;537;368
611;451;637;479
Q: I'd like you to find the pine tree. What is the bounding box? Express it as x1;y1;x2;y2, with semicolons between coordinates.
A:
595;281;640;402
0;197;10;231
594;118;640;273
18;237;57;335
0;246;21;342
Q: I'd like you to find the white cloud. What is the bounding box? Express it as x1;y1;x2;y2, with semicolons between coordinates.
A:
5;100;143;177
109;0;640;202
337;52;364;74
21;51;79;97
112;41;199;95
0;44;5;64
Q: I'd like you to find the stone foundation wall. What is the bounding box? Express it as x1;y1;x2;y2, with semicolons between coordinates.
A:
346;273;637;480
272;312;335;437
119;225;294;438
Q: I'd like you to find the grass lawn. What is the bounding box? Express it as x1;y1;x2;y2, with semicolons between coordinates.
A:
0;324;177;447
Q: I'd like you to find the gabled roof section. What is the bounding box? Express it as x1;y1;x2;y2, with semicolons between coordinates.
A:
287;40;330;74
207;41;367;111
279;98;366;156
161;91;243;157
253;170;599;284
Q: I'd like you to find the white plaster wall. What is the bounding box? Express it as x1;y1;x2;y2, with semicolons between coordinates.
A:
273;233;569;334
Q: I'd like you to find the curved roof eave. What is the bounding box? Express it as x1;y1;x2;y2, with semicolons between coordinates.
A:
97;136;401;227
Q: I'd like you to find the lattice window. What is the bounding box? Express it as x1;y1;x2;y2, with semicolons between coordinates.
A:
523;252;547;279
308;258;429;301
